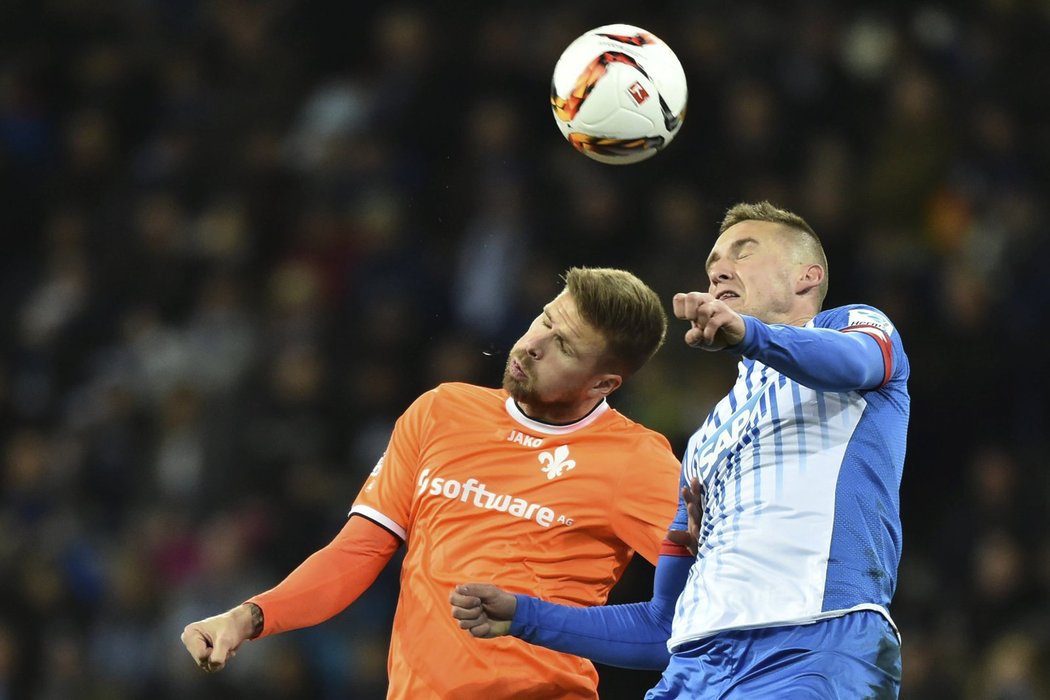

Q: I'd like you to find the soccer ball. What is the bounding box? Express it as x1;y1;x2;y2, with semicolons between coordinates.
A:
551;24;687;165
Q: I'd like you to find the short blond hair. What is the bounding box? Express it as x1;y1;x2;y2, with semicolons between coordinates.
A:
563;267;666;378
720;201;828;304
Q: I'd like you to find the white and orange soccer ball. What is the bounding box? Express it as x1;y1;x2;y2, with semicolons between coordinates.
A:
551;24;688;165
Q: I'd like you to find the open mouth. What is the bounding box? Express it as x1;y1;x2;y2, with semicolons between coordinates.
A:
716;291;740;301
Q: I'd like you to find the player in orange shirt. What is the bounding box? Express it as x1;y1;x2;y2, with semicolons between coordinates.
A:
180;267;687;699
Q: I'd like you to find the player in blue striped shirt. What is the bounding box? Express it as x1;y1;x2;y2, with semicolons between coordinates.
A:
451;201;909;698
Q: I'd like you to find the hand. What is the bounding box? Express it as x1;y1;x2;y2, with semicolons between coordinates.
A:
672;292;745;351
449;583;517;638
683;477;704;548
181;604;255;673
665;478;704;556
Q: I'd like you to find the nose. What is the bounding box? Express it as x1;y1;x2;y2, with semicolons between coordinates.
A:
707;260;733;289
521;332;545;359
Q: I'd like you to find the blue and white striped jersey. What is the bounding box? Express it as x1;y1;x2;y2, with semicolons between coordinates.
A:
668;304;910;651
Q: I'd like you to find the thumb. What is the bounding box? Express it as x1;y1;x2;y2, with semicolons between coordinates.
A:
666;529;697;557
456;583;498;600
206;637;233;668
684;326;706;348
181;627;210;662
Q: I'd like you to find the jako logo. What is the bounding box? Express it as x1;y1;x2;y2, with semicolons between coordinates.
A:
539;445;575;480
417;469;573;528
507;429;543;448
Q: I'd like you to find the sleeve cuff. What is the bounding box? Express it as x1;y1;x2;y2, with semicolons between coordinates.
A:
727;315;760;355
509;594;534;637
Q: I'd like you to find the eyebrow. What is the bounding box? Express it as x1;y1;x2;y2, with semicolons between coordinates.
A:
706;236;759;271
543;307;577;352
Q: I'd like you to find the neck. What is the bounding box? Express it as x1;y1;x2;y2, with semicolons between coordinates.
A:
784;313;815;327
763;304;818;327
516;397;603;425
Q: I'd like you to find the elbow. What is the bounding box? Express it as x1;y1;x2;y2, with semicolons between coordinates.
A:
847;356;886;391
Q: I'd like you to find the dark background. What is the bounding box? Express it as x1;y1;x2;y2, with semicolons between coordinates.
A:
2;1;1048;698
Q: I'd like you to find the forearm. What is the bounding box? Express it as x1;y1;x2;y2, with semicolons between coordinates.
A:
247;515;400;638
733;316;885;391
513;598;671;669
509;553;692;670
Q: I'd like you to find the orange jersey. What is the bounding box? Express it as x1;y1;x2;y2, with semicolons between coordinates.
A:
351;382;681;699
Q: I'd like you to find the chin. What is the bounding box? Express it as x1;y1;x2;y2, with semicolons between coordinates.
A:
503;376;531;401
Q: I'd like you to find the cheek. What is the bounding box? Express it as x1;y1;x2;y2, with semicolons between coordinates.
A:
543;358;579;386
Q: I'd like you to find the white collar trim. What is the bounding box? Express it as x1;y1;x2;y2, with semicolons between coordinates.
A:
503;397;610;435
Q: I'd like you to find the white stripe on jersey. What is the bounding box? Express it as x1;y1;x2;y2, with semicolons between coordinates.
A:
669;357;894;649
350;504;407;540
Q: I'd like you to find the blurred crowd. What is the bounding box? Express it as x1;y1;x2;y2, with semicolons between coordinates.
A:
2;1;1049;698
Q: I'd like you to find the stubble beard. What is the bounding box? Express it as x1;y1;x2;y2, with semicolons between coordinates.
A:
503;353;580;419
502;353;535;403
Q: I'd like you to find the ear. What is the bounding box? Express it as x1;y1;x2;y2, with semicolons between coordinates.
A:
796;263;825;296
590;373;623;398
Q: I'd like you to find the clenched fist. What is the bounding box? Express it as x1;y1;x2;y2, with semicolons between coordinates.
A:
672;292;746;351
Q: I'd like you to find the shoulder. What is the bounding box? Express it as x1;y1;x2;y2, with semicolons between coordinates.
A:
430;382;505;401
815;304;899;338
403;382;504;417
601;409;676;455
401;384;495;411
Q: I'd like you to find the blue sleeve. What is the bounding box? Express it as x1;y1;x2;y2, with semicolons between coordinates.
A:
508;553;692;670
731;315;885;391
671;467;689;532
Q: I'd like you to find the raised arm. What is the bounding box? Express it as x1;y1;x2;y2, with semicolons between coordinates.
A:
733;315;888;391
672;291;889;392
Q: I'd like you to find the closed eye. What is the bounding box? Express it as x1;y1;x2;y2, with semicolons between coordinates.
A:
543;309;573;355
